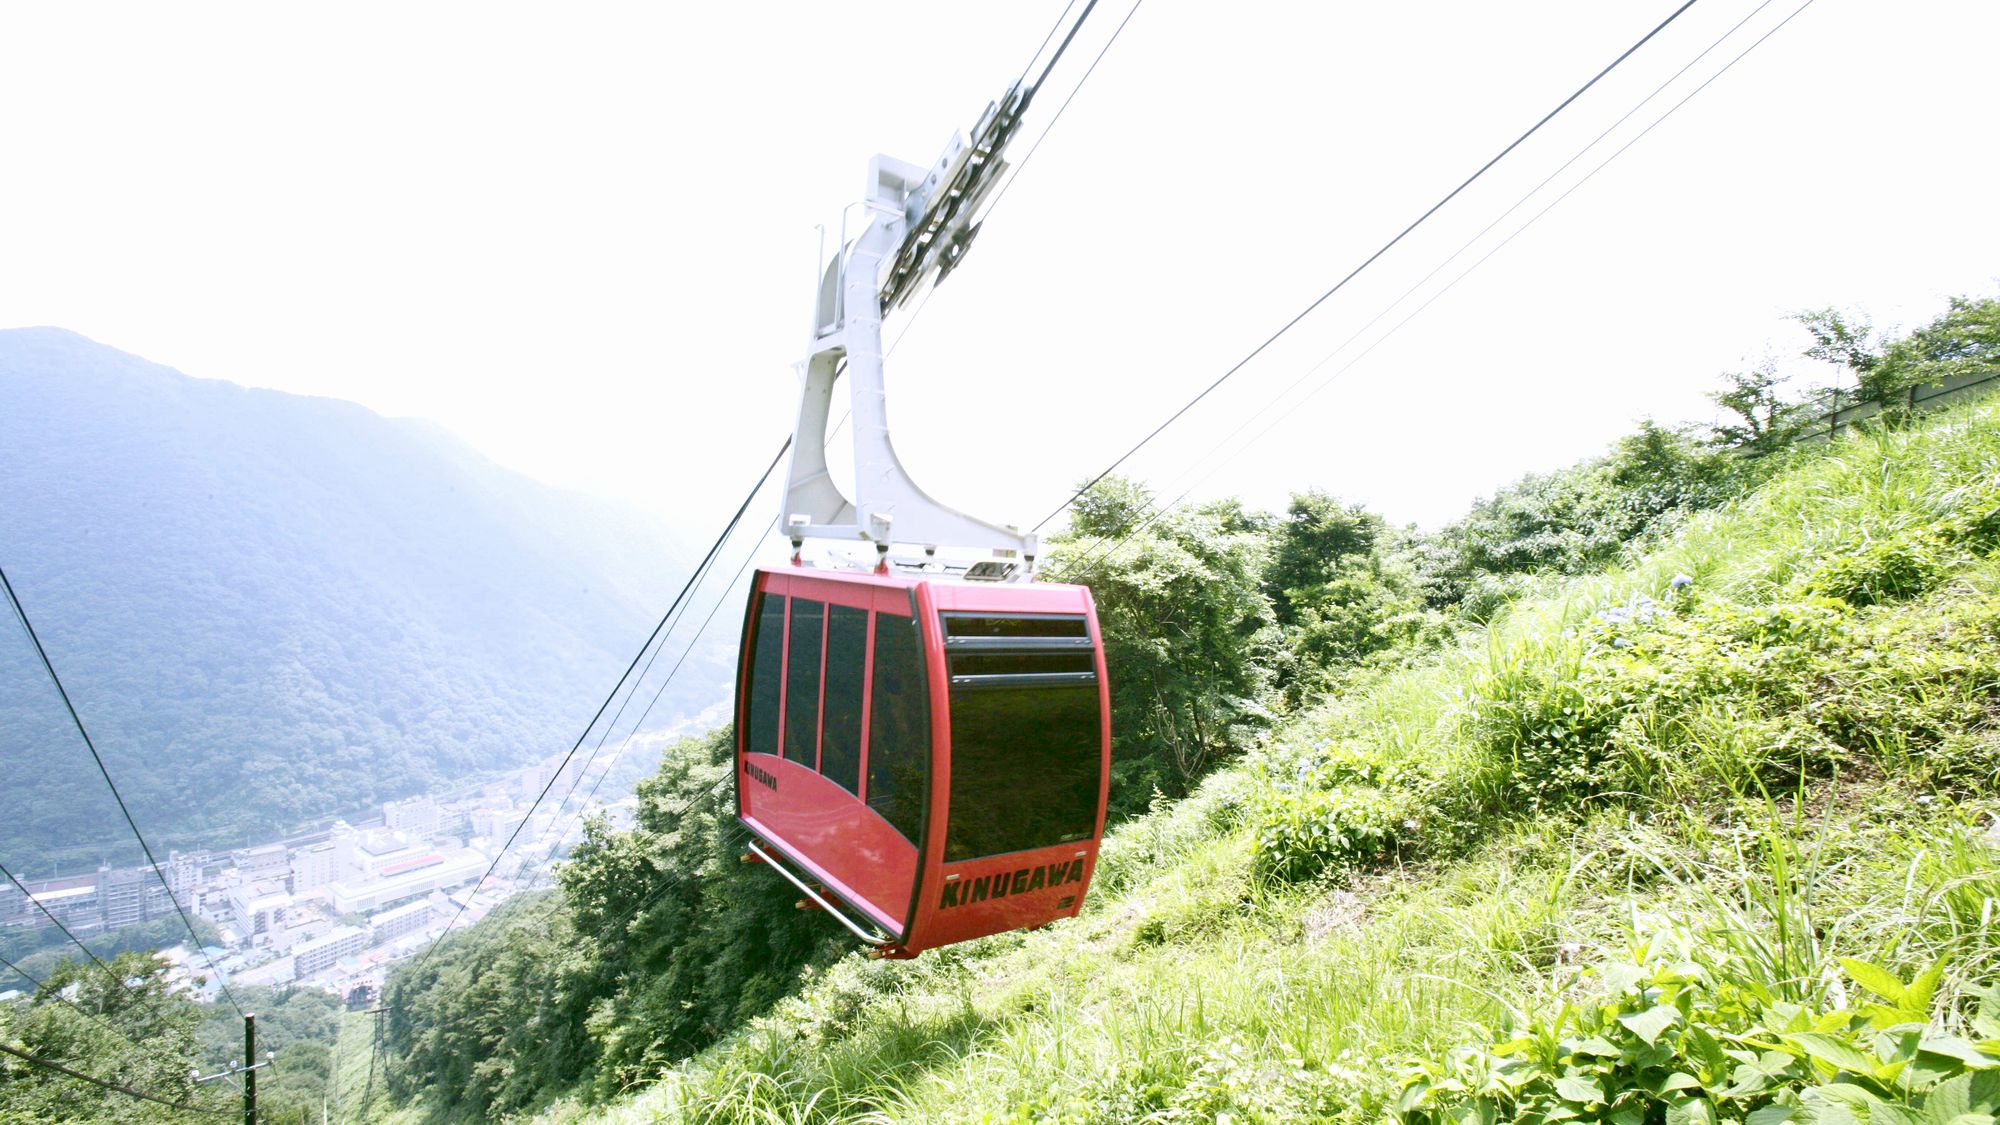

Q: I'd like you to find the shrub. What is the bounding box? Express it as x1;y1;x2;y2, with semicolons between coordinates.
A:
1250;781;1406;883
1395;935;2000;1125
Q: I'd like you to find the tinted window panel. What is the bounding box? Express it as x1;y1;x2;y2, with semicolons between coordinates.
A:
820;605;866;796
745;593;785;757
945;683;1101;862
943;614;1089;639
948;651;1096;677
867;612;929;845
783;599;824;767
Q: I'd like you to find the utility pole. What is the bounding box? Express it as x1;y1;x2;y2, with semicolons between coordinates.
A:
245;1012;257;1125
193;1012;273;1123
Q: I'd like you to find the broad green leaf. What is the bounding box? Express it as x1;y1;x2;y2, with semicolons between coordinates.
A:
1569;1036;1621;1058
1746;1107;1796;1125
1556;1075;1605;1105
1926;1069;2000;1119
1612;1106;1647;1125
1909;1051;1969;1090
1789;1033;1887;1077
1602;963;1647;995
1907;963;1945;1015
1843;959;1909;1004
1687;1026;1731;1079
1810;1083;1920;1125
1974;987;2000;1040
1621;1005;1681;1047
1657;1072;1706;1094
1921;1037;2000;1072
1667;1096;1718;1125
1881;1028;1926;1066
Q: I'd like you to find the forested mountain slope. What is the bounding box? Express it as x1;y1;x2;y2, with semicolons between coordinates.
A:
0;327;714;868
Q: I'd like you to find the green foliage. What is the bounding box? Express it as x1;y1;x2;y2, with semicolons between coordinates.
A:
1250;778;1405;883
380;298;2000;1124
1411;421;1753;612
1710;363;1814;454
0;326;715;871
1797;295;2000;422
1;915;220;993
0;951;224;1123
1251;392;2000;885
383;728;848;1116
1048;480;1281;816
1265;491;1447;706
1396;938;2000;1125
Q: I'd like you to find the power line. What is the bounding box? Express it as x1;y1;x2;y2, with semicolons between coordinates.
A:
0;565;243;1019
0;1041;224;1117
1062;0;1804;573
1031;0;1703;534
0;859;128;989
984;0;1142;223
525;513;782;891
1015;0;1082;94
884;0;1133;361
414;436;794;969
527;480;777;851
0;950;173;1064
1021;0;1100;104
1189;0;1819;507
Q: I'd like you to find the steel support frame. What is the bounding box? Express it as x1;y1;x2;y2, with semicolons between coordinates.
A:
783;153;1038;571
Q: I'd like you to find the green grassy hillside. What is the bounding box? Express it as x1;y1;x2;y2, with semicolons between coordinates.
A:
525;396;2000;1122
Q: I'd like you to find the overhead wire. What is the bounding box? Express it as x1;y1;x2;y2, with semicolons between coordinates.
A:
1015;0;1083;94
0;565;244;1019
515;515;738;887
0;859;130;990
0;1041;225;1117
519;503;783;893
413;436;794;968
1030;0;1704;536
885;0;1128;358
0;949;178;1067
1061;0;1803;573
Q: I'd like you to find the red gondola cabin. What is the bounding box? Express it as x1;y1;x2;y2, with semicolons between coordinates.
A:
734;566;1111;958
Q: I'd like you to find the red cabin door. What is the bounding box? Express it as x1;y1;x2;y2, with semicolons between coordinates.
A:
736;571;933;939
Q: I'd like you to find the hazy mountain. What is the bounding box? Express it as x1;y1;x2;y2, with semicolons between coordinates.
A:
0;327;727;872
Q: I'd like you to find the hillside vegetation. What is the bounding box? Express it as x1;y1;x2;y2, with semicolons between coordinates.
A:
15;297;1993;1123
0;328;725;868
443;319;1998;1123
345;297;2000;1124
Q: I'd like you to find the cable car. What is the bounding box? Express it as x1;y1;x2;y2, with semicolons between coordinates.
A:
733;80;1111;957
735;568;1109;958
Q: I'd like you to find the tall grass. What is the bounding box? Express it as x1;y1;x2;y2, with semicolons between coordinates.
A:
533;401;2000;1125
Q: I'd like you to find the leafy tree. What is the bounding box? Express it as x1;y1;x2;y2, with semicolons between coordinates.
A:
1795;295;2000;423
0;951;222;1123
1707;362;1811;453
1263;491;1385;628
1873;294;2000;414
1048;478;1279;814
385;728;846;1114
1411;422;1747;612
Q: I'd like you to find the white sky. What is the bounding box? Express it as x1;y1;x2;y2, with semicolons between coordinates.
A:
4;0;1997;543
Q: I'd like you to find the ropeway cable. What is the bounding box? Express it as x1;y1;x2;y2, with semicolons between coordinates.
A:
413;436;793;970
1031;0;1704;535
1062;0;1807;573
0;564;245;1019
